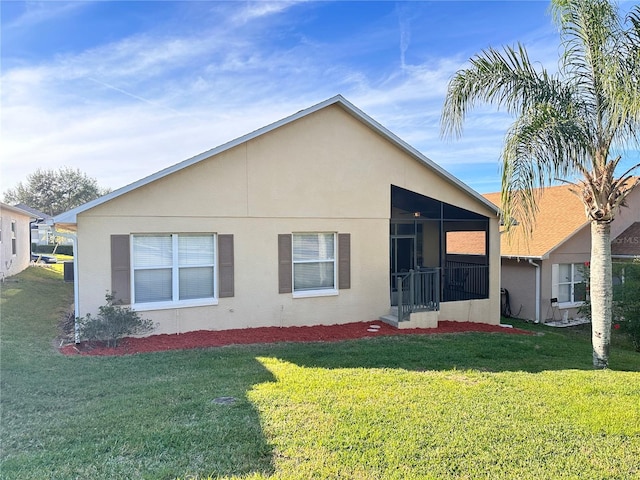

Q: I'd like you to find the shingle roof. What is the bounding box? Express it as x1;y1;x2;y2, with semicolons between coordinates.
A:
611;222;640;257
0;202;37;219
483;184;589;259
13;204;51;221
446;231;487;255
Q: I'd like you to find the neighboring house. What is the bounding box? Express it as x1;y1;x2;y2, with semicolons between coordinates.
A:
0;203;35;279
13;204;73;247
611;221;640;261
54;95;501;337
482;183;640;323
13;204;54;246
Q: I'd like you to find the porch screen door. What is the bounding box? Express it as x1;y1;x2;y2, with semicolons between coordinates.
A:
390;235;416;305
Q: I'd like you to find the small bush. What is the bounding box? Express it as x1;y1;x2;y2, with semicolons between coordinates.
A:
78;293;154;347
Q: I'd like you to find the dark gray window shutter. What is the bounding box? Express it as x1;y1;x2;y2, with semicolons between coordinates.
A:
111;235;131;305
218;234;234;298
338;233;351;289
278;234;292;293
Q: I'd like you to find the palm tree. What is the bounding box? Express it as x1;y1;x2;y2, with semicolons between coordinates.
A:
441;0;640;368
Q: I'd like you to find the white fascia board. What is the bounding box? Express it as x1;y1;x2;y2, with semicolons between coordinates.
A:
53;96;345;225
0;202;37;220
53;94;499;225
334;96;500;216
502;254;546;261
543;222;591;258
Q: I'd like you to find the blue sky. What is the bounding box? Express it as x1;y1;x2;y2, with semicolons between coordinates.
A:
2;1;638;196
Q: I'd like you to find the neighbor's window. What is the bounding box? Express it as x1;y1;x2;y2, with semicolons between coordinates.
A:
292;233;336;293
11;220;16;255
132;234;216;305
557;263;586;304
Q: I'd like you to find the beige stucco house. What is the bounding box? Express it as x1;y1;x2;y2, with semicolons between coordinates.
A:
483;183;640;323
1;203;35;279
54;96;501;338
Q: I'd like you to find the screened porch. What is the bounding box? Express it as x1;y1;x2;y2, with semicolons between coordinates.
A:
390;185;490;320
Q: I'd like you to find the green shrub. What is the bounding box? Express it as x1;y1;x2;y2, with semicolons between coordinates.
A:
614;263;640;351
581;261;640;352
78;293;154;347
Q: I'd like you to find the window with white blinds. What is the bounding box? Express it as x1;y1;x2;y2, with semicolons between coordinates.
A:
132;234;216;305
292;233;336;293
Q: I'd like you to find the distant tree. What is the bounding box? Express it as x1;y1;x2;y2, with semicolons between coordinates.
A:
3;167;111;216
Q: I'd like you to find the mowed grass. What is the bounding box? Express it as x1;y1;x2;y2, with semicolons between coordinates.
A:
1;268;639;479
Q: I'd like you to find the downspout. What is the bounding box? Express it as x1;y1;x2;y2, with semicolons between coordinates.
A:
528;259;540;323
53;229;80;343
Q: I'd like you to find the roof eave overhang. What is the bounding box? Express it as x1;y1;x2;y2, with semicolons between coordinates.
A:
51;95;499;226
1;203;37;220
333;97;500;216
502;254;546;261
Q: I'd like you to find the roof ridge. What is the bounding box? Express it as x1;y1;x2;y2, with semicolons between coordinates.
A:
53;95;497;226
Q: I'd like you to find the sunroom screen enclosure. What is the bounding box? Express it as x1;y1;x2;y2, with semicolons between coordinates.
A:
390;185;490;312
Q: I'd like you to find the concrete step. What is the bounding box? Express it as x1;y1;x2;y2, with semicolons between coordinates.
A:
379;314;399;328
380;309;439;330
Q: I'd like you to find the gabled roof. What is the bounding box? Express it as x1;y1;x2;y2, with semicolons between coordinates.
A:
14;204;51;221
483;184;588;259
53;95;498;227
0;202;37;220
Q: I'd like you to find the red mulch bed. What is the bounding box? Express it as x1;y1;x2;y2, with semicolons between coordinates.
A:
59;320;531;357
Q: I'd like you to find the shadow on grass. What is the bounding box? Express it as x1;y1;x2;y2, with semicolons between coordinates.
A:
253;322;639;373
3;268;638;479
1;268;278;480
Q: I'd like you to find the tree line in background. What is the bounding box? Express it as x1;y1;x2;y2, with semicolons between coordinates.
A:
3;167;111;217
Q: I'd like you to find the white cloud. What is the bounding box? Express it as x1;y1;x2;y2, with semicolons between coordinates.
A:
3;1;88;30
1;1;568;196
231;0;309;25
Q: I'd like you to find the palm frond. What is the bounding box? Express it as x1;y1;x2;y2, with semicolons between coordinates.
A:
611;5;640;146
442;0;640;239
441;44;565;139
499;102;591;233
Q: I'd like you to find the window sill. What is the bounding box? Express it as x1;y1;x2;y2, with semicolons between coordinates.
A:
292;289;339;299
133;298;219;311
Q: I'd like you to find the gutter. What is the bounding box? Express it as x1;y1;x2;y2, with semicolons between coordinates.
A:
528;259;541;323
52;228;80;343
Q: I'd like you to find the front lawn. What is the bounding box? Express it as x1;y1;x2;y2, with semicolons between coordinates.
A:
1;267;638;479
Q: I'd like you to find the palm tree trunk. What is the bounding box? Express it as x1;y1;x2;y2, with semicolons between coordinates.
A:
590;221;613;369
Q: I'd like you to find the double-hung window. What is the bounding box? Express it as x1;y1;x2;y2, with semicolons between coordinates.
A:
11;220;16;256
292;233;337;295
132;234;216;307
554;263;586;305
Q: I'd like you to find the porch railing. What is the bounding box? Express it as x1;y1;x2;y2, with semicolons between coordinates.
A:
395;268;440;322
443;263;489;302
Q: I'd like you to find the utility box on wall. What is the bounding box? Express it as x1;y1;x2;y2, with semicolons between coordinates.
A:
63;261;74;283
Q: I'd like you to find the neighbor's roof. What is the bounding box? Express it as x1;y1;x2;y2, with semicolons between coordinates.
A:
611;222;640;257
53;95;498;226
483;184;588;259
14;204;51;221
0;202;37;220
